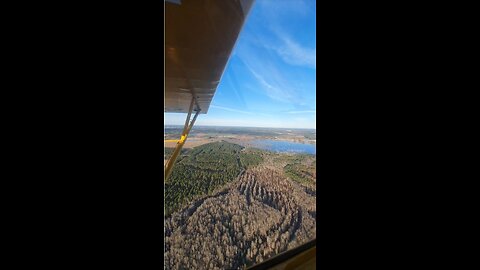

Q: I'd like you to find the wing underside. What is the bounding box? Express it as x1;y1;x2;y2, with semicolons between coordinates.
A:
164;0;254;114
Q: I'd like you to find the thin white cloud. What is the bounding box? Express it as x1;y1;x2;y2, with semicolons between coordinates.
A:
221;0;315;109
244;63;295;103
257;0;310;18
275;35;316;69
254;0;316;69
209;105;254;115
210;105;272;117
286;110;316;114
238;51;307;105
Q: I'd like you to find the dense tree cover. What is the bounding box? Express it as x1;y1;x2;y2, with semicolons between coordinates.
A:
164;147;189;160
164;147;175;156
282;154;316;186
239;149;264;168
272;153;311;163
165;168;316;270
284;163;315;185
164;140;316;269
165;141;260;216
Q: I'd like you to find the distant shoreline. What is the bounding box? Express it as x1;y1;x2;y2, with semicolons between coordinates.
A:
165;125;316;131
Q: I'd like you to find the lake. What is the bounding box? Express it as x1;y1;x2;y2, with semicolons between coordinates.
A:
251;140;316;155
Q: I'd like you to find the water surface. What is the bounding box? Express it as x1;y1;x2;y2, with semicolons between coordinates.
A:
251;140;316;155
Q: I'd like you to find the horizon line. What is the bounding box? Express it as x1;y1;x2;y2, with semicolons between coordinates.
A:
164;124;316;130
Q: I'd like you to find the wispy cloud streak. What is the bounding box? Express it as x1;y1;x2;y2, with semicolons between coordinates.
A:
255;0;316;69
286;110;316;114
274;35;316;69
209;105;254;115
243;62;295;103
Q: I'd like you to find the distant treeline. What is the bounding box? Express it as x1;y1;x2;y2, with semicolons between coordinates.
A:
164;125;316;138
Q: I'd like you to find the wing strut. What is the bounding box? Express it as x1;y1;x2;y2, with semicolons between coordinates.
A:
164;94;201;181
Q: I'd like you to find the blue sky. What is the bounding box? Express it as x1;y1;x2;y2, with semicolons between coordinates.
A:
165;0;316;129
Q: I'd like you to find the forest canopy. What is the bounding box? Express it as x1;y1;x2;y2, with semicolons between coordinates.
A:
165;141;264;216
